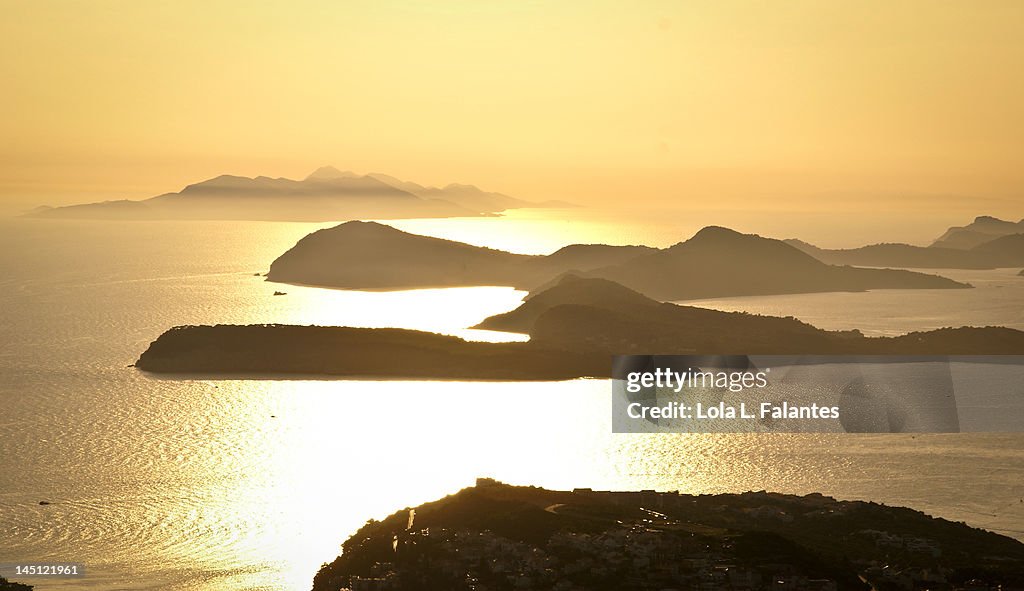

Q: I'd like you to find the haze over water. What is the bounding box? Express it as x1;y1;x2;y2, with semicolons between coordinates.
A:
1;215;1022;591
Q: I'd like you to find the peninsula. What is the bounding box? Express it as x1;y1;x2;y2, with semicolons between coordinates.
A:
266;220;654;289
266;222;968;299
312;479;1024;591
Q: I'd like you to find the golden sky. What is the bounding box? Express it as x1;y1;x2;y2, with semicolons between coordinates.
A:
2;1;1023;216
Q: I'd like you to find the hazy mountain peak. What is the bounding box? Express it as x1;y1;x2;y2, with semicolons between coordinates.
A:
306;166;357;181
180;174;254;192
210;174;249;183
29;167;553;221
671;226;755;249
932;215;1024;249
444;182;479;191
334;220;397;232
691;225;744;239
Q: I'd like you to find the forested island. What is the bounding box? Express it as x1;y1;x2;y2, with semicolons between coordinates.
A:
135;277;1024;378
312;479;1024;591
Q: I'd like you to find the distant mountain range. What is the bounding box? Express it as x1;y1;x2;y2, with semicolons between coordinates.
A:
786;216;1024;269
266;221;968;300
932;215;1024;249
26;166;571;221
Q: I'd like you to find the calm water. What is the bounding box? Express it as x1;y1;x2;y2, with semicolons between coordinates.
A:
0;217;1022;591
685;268;1024;336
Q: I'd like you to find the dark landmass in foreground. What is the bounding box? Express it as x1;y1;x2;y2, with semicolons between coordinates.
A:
312;479;1024;591
266;222;968;299
135;277;1024;378
0;577;31;591
26;166;565;222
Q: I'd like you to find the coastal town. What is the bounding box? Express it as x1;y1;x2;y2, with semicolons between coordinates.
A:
315;480;1023;591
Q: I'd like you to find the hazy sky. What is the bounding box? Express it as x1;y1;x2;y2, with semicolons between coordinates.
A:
3;1;1023;218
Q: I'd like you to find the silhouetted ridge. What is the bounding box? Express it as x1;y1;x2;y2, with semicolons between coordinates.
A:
585;226;966;300
475;275;659;332
306;165;356;180
27;166;560;221
786;239;1001;269
932;215;1024;249
137;274;1024;379
268;221;527;288
475;277;1024;355
267;222;659;290
543;243;657;268
267;223;969;298
135;324;605;379
971;233;1024;266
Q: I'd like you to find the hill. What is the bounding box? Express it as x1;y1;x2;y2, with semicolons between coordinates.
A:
311;480;1024;591
478;276;1023;355
931;215;1024;249
585;226;968;301
266;221;654;289
971;232;1024;266
784;240;997;269
267;223;968;298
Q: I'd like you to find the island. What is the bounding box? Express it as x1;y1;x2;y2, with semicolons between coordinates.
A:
26;166;567;222
784;240;1003;270
135;276;1024;378
266;222;969;299
787;223;1024;269
134;324;606;379
311;478;1024;591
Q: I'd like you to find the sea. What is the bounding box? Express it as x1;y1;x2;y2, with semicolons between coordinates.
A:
0;211;1022;591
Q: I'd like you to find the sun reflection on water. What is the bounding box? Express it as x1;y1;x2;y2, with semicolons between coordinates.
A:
247;283;530;343
185;378;610;590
